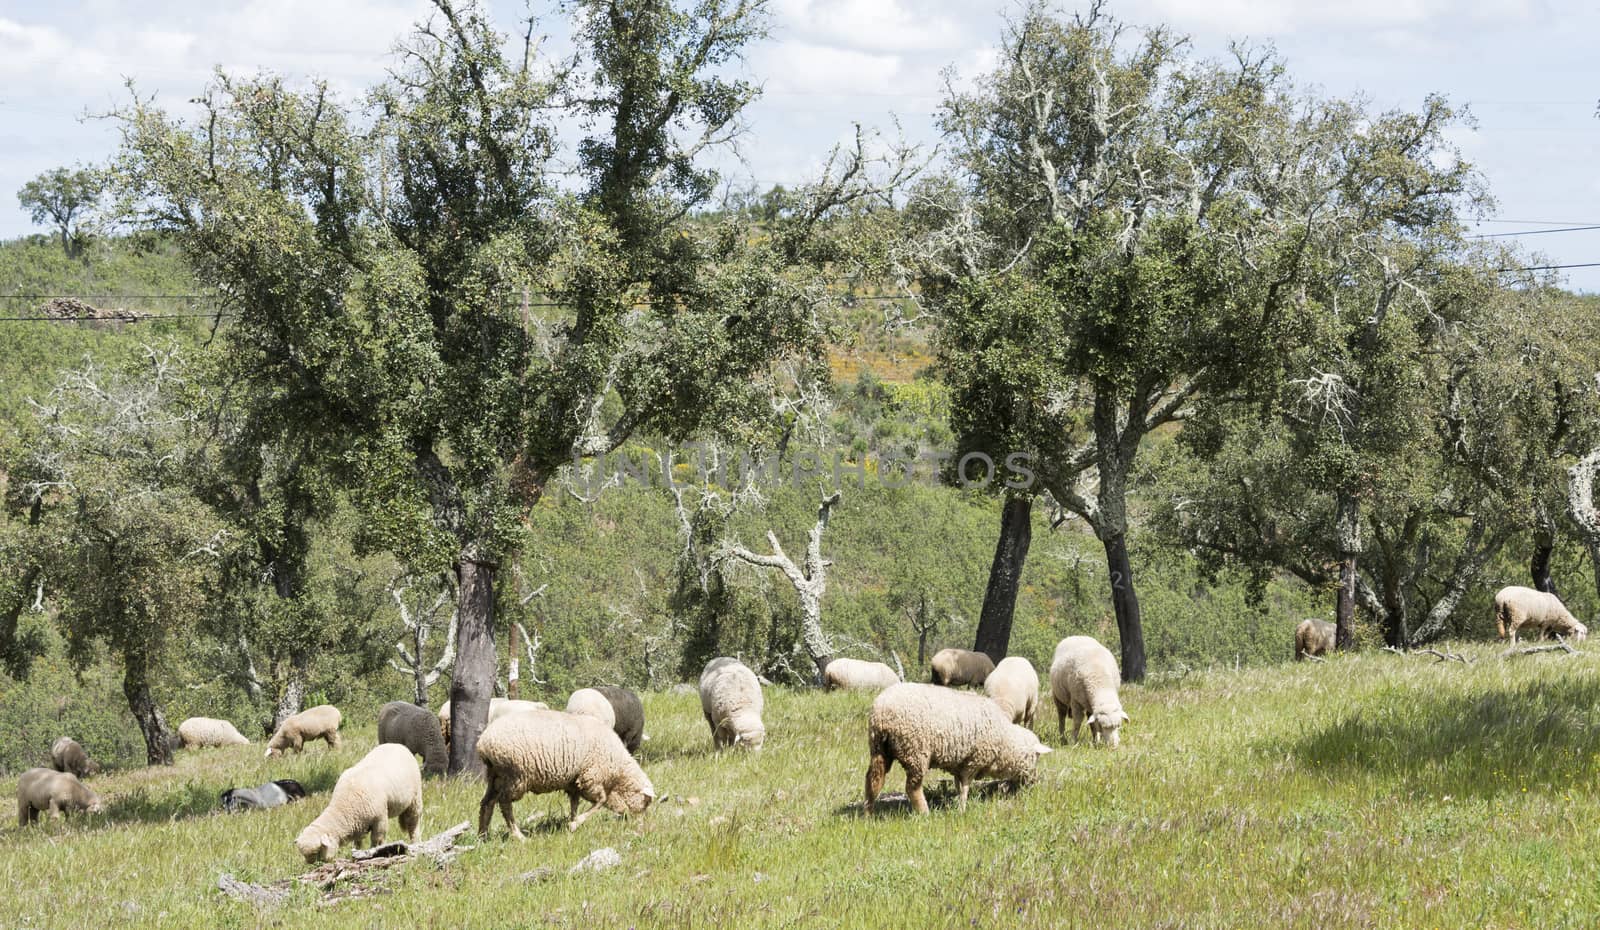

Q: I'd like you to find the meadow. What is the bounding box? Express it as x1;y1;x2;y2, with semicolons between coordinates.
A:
4;645;1599;929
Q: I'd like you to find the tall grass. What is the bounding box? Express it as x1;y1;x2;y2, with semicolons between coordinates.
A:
4;646;1600;927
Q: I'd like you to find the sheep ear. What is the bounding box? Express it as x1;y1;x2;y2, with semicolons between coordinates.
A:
1034;743;1052;756
1086;713;1098;727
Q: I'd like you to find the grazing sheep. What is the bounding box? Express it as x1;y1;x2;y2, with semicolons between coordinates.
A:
1495;586;1590;643
294;744;422;863
220;779;307;813
50;737;99;779
1295;619;1337;660
700;657;766;749
592;686;646;754
17;768;103;825
378;701;448;777
929;648;995;688
476;709;655;839
864;683;1051;814
983;656;1040;728
266;705;343;758
823;657;901;692
1049;636;1128;748
177;717;251;749
566;689;616;729
439;698;549;744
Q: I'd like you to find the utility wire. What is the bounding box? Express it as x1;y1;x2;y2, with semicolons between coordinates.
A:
1471;225;1600;238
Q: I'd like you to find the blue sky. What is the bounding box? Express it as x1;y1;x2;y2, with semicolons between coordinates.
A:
2;0;1596;289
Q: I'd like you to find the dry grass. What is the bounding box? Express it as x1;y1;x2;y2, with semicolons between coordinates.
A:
5;644;1600;927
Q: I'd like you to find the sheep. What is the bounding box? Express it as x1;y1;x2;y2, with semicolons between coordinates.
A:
17;768;103;825
592;686;645;754
378;701;448;777
1495;586;1590;644
177;717;251;749
50;736;99;779
929;648;995;688
864;682;1052;814
822;657;901;692
1049;636;1128;748
1294;619;1336;660
220;779;307;813
439;697;549;744
266;704;343;758
699;657;766;749
294;744;422;863
476;708;655;839
983;656;1040;728
566;688;616;730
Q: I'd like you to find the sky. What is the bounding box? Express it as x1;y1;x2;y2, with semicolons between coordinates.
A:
1;0;1597;289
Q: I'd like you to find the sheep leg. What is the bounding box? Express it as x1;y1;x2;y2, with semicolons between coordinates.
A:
1054;698;1068;741
17;800;29;827
328;730;342;749
477;782;502;839
370;818;386;847
905;767;929;815
569;788;604;832
500;797;524;841
48;800;61;820
399;803;421;842
956;776;971;811
1070;705;1085;742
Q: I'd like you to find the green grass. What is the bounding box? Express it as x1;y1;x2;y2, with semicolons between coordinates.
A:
5;645;1600;928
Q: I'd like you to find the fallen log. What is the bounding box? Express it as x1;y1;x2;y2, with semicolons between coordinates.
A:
219;820;473;908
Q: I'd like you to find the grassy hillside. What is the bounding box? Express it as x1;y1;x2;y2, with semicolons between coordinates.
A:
5;646;1600;928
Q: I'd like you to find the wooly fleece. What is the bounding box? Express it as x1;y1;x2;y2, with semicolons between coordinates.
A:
1295;619;1336;661
566;689;617;730
476;709;655;839
865;683;1051;814
294;744;422;862
177;717;250;748
592;685;645;754
17;768;103;825
220;779;307;813
823;657;901;692
929;648;995;688
1049;636;1128;748
983;656;1040;727
267;704;343;758
51;736;99;779
1495;586;1590;643
378;701;448;777
700;657;766;749
439;698;549;744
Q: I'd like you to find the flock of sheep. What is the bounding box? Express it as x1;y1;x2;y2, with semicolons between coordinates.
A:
22;583;1590;860
14;633;1134;865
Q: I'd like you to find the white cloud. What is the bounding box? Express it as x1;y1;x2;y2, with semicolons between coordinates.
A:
757;41;905;97
771;0;968;53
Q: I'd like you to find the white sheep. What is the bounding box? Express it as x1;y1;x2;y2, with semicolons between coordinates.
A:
565;689;616;730
177;717;250;749
929;648;995;688
266;704;343;758
476;708;655;839
822;657;901;692
439;697;549;744
1049;636;1128;748
1495;586;1590;643
983;656;1040;727
294;744;422;863
699;657;765;749
864;682;1051;814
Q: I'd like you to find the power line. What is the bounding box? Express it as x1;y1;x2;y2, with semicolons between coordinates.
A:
1471;225;1600;238
1474;219;1600;226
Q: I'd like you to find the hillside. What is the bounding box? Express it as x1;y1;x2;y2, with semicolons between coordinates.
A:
4;647;1598;928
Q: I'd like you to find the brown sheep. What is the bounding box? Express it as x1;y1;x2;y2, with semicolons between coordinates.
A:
929;648;995;688
1294;619;1336;661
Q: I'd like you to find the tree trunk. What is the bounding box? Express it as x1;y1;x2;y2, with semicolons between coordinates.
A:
973;495;1033;663
1334;494;1361;650
1103;533;1146;682
447;554;497;777
272;673;307;734
1531;514;1558;595
799;591;831;685
123;652;174;766
507;623;521;700
1566;450;1600;600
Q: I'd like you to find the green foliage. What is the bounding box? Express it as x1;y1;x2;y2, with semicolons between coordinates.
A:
16;165;105;256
